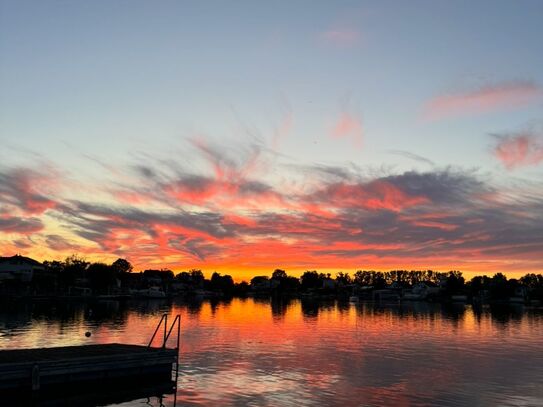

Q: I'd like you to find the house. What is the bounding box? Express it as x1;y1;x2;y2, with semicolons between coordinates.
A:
250;276;271;292
322;278;336;290
0;255;44;283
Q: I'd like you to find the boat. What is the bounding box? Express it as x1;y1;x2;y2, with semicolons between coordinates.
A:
131;287;166;298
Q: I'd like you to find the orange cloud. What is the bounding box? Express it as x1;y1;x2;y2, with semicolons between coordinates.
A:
424;81;541;120
3;146;543;279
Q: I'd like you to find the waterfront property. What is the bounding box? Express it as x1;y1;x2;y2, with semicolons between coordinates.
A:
0;255;44;283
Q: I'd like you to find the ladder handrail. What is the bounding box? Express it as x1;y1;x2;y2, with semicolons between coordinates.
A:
147;313;181;350
147;314;167;348
164;314;181;350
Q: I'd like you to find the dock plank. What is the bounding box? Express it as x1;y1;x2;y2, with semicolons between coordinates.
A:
0;343;178;391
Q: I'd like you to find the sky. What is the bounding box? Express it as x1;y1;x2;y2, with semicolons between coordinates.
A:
1;0;542;281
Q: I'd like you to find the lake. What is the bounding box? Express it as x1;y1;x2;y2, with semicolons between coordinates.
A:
1;298;542;406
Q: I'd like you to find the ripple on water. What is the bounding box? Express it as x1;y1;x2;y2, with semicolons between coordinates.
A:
1;298;542;407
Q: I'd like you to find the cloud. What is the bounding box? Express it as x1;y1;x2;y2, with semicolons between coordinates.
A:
424;81;542;120
492;132;543;170
321;29;361;47
0;167;58;215
0;216;43;234
331;112;364;148
387;150;435;166
2;138;543;275
45;234;79;251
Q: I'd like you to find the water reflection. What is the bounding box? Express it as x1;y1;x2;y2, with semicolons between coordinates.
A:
1;298;542;406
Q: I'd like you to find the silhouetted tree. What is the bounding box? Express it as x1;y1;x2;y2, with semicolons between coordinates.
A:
335;272;351;286
443;271;465;294
189;269;205;287
61;255;89;287
209;272;234;295
489;273;510;300
112;258;132;274
300;270;321;291
272;269;287;280
250;275;269;287
87;263;117;294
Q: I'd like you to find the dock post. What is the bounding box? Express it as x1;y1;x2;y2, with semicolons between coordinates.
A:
31;363;40;390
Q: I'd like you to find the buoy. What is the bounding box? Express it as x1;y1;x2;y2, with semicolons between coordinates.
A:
85;331;91;337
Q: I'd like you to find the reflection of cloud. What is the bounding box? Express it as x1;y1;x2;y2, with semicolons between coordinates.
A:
492;131;543;170
172;299;543;407
424;81;541;120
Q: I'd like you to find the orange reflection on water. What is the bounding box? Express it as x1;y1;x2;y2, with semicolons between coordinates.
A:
1;299;542;406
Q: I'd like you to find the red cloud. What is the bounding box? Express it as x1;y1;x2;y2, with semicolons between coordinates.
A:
424;81;541;120
493;133;543;170
0;168;58;215
313;180;428;212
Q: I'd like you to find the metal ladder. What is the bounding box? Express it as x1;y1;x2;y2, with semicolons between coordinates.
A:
147;313;181;396
147;313;181;351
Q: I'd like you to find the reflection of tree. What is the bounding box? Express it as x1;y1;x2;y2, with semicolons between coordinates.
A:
0;301;34;334
84;300;129;329
488;304;523;326
301;299;320;319
271;297;291;320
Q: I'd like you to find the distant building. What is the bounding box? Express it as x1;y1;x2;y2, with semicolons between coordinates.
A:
322;278;336;290
0;255;44;283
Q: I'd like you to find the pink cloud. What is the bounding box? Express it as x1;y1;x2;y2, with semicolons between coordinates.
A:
424;81;542;120
331;112;364;147
493;132;543;170
321;29;360;47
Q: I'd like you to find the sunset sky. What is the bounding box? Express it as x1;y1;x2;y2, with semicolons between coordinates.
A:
1;1;542;280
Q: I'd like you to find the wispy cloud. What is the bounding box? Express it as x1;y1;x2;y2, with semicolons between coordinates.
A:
2;139;543;275
0;216;43;234
331;112;364;148
0;167;59;215
321;29;361;47
387;150;435;166
492;131;543;170
424;81;542;120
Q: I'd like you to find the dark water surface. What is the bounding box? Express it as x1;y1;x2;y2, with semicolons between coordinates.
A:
1;298;542;406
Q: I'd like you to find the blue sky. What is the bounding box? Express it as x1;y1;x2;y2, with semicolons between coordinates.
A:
1;1;542;278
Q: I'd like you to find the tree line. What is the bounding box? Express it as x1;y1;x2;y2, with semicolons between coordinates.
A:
28;256;543;302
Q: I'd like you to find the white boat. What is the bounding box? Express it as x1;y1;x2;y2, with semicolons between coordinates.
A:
131;287;166;298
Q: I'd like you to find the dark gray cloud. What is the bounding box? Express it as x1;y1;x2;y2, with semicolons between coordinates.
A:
387;150;435;166
0;216;44;234
2;146;542;270
45;234;79;251
0;167;57;214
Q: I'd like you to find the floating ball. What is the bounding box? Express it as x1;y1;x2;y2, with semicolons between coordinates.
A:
85;331;91;337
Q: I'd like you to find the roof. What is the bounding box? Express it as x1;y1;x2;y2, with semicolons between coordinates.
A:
0;255;43;266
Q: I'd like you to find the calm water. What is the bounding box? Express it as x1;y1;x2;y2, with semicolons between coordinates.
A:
1;298;542;407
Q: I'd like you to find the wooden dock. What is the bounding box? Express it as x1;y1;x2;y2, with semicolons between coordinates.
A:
0;343;178;391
